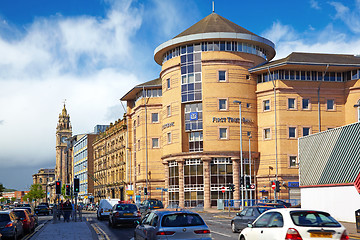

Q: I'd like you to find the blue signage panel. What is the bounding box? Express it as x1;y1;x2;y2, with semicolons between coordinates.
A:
288;182;299;188
190;112;198;121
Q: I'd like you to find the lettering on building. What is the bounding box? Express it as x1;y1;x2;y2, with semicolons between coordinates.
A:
212;117;253;124
162;122;175;130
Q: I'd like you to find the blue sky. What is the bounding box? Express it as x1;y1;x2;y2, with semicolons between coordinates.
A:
0;0;360;191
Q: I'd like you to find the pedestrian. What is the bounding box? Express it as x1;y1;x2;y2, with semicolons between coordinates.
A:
59;200;64;220
63;200;72;222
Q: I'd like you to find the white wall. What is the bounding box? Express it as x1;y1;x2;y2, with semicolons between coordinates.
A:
301;186;360;222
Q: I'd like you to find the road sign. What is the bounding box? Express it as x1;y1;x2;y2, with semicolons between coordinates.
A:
250;184;256;190
272;182;276;190
221;186;225;193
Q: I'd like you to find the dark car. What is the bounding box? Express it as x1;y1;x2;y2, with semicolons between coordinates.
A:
264;199;292;208
139;199;164;216
0;210;24;240
108;204;141;228
231;206;275;233
35;205;50;215
257;202;288;208
15;207;38;227
12;209;35;233
134;210;211;240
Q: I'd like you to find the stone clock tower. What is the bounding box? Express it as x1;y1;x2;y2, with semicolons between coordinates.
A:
55;104;72;184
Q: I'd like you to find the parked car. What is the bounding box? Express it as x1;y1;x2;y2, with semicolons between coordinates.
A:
134;210;211;240
15;207;38;227
139;199;164;216
264;199;292;208
108;203;141;228
0;210;24;239
35;205;50;216
12;209;35;233
97;199;120;220
20;204;31;208
231;206;275;233
239;208;349;240
257;202;287;208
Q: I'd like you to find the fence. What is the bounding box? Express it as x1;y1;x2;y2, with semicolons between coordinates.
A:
224;199;301;209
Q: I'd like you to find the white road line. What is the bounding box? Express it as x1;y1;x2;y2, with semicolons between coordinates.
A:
211;230;233;238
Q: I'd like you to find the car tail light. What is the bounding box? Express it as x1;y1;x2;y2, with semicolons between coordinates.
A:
135;211;141;217
100;208;103;213
5;222;13;228
156;231;175;236
340;230;349;240
114;212;120;217
285;228;303;240
194;229;211;234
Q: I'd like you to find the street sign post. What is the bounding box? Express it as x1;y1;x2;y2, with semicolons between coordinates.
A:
221;186;225;193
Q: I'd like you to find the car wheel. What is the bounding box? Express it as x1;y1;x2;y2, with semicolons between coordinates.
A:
13;229;17;240
231;221;238;233
239;235;246;240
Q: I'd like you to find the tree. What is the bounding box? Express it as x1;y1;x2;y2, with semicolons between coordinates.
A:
61;184;71;200
0;197;7;204
11;197;16;203
0;183;4;196
27;184;45;206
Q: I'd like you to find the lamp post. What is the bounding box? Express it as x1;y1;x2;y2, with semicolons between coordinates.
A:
248;134;252;206
233;100;244;209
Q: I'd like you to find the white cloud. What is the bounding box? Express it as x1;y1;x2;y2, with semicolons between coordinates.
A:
329;1;360;33
310;0;321;9
263;21;360;59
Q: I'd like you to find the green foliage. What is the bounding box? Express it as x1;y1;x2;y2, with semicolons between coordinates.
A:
0;183;4;194
27;184;45;205
0;198;7;203
61;184;70;199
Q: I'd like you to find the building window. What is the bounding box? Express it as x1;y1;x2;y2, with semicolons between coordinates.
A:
167;78;171;89
264;128;271;140
167;105;171;116
151;113;159;123
289;127;296;138
219;128;228;139
303;127;310;136
263;100;270;111
246;75;250;80
138;140;140;151
327;99;335;110
210;157;233;206
167;132;172;144
189;131;203;152
288;98;296;110
289;156;297;168
152;138;159;148
218;99;227;111
137;115;140;126
218;70;227;82
185;103;203;131
302;98;310;110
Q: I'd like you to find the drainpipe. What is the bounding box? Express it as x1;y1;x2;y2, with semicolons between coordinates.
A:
318;64;329;133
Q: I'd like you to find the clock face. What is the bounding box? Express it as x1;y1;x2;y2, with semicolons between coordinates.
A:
61;136;67;143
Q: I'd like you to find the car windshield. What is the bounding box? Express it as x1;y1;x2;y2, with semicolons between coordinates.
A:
37;205;47;208
0;214;10;222
116;204;137;211
291;211;341;227
258;207;274;214
162;213;205;227
13;211;26;218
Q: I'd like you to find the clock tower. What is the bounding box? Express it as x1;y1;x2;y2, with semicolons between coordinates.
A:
55;103;72;184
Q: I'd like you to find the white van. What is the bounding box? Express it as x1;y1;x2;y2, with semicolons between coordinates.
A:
97;198;120;220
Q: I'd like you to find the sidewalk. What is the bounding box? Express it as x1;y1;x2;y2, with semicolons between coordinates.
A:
33;220;97;240
340;221;360;239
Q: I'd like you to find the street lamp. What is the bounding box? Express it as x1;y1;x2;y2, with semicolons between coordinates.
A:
233;100;244;209
248;134;252;206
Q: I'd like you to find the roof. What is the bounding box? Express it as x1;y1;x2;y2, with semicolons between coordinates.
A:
174;13;258;39
120;78;161;101
250;52;360;72
299;122;360;187
154;13;275;65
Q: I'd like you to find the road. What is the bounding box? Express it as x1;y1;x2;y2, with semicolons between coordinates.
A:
26;211;359;240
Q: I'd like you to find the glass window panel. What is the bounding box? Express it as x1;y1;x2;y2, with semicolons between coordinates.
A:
194;63;201;72
226;176;233;183
182;94;187;102
352;70;358;79
226;42;232;51
211;165;217;174
202;42;207;51
238;42;242;51
288;98;295;109
329;72;335;81
184;165;189;175
208;42;214;51
214;42;220;51
188;65;194;73
219;164;226;174
195;93;202;100
195;73;201;82
226;164;232;174
181;46;187;54
181;84;187;92
188;93;194;101
302;99;310;109
324;72;330;81
181;66;187;74
195;83;201;90
194;53;201;61
188;73;194;83
219;99;227;110
219;70;226;81
318;72;323;81
187;54;193;62
220;41;225;51
289;71;295;80
194;44;201;52
197;165;203;175
219;177;225;184
187;45;193;53
188;83;194;91
303;127;310;136
327;99;334;110
289;127;296;138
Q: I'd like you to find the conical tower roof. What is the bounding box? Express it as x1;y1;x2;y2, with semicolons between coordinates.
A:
154;13;275;65
174;13;258;39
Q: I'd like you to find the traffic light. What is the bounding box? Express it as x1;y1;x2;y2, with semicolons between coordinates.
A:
65;184;71;196
245;176;251;189
55;181;61;195
228;183;235;192
144;187;148;195
275;181;281;192
73;178;79;193
240;176;244;187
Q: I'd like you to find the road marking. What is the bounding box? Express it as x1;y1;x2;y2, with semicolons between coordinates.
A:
211;230;233;238
90;222;110;240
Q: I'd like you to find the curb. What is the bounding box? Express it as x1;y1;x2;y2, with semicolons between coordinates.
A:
24;220;50;240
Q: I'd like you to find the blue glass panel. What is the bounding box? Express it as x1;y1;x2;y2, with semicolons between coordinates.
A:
181;85;187;92
187;45;193;53
181;66;187;74
188;83;194;91
182;94;187;102
181;46;187;54
188;93;194;101
318;72;323;81
191;122;197;130
233;42;237;51
220;41;225;51
226;42;232;51
187;54;193;62
185;123;190;131
202;42;207;51
198;121;203;129
181;55;186;63
188;65;194;73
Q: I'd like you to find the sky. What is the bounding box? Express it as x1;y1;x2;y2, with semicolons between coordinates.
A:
1;0;360;191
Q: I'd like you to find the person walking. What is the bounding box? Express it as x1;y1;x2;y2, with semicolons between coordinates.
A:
63;200;72;222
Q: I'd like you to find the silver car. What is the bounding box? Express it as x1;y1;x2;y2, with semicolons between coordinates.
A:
134;210;212;240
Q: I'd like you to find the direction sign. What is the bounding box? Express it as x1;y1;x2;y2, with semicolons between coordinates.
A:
221;186;225;193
